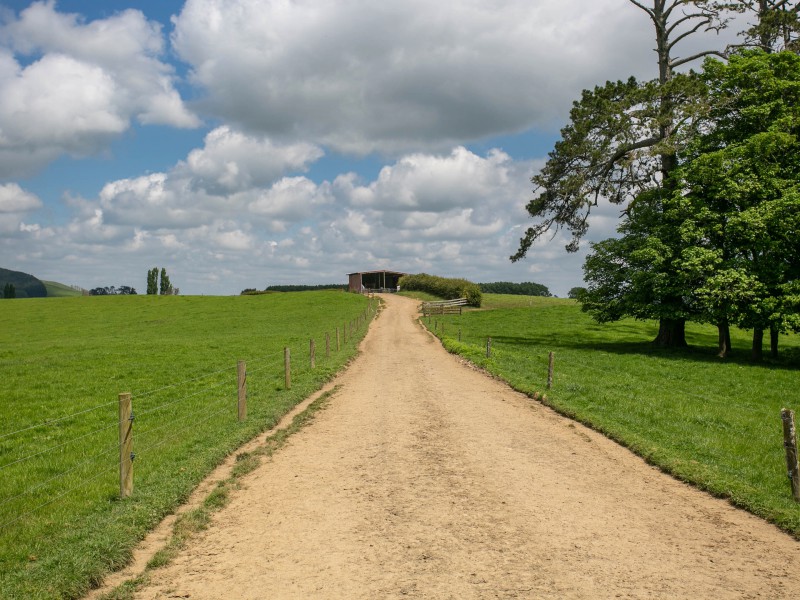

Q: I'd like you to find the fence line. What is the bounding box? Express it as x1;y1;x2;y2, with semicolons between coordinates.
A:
0;299;380;538
134;376;233;420
0;443;118;511
0;462;119;532
132;364;238;400
0;420;119;472
0;398;119;442
135;394;232;441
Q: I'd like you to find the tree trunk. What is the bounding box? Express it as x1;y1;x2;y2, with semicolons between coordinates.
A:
752;328;764;361
770;324;779;359
717;321;732;358
654;318;687;348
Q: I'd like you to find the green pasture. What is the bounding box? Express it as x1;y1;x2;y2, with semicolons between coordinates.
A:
42;281;84;298
422;293;800;537
0;291;373;599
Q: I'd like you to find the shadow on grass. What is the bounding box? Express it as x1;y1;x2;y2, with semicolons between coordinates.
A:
489;331;800;371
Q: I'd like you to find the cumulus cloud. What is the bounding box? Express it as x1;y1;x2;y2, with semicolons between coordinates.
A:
177;126;324;194
170;0;682;155
0;1;197;177
0;182;41;212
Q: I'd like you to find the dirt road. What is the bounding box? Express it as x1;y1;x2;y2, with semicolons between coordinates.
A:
130;294;800;599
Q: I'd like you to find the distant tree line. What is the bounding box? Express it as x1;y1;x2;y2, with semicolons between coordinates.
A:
89;286;137;296
147;268;177;295
241;284;347;295
3;283;15;298
479;282;552;297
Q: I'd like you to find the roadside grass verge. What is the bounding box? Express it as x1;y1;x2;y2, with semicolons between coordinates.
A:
423;293;800;537
0;292;373;599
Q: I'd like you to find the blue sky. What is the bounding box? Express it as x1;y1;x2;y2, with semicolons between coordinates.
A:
0;0;741;295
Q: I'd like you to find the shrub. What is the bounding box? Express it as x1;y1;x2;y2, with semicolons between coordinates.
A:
399;273;482;307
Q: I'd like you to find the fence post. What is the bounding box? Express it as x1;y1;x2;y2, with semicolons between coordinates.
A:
336;327;341;351
343;322;347;344
310;339;316;369
118;392;133;498
237;360;247;421
458;328;462;342
547;352;555;389
782;408;800;502
284;347;291;390
326;332;331;358
486;337;492;358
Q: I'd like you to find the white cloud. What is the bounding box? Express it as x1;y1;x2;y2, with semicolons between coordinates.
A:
0;182;41;212
0;1;197;177
178;126;324;194
170;0;713;155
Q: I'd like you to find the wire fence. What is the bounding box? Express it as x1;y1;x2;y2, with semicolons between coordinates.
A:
0;300;378;540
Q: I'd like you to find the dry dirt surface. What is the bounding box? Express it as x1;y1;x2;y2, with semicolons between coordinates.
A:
123;294;800;599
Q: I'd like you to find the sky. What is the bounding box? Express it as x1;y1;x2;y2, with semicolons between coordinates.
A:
0;0;744;296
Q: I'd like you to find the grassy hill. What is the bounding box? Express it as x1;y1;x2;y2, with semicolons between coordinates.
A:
0;267;47;298
42;280;85;297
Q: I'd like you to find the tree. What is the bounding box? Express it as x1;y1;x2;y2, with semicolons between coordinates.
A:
147;268;158;295
583;50;800;358
3;283;15;299
675;50;800;358
731;0;800;52
159;268;173;296
567;287;587;300
513;0;733;346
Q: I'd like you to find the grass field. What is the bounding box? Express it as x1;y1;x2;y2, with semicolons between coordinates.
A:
42;281;84;298
0;291;374;600
420;293;800;537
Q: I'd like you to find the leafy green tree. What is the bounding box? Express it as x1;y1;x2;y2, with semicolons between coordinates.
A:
583;50;800;358
567;287;587;300
147;268;158;295
513;0;733;346
676;50;800;358
159;268;173;295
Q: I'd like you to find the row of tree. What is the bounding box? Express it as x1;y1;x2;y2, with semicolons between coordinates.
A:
3;283;15;299
89;286;137;296
513;0;800;359
146;268;177;295
479;282;552;296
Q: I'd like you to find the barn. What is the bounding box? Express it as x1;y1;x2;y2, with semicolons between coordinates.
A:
348;270;407;293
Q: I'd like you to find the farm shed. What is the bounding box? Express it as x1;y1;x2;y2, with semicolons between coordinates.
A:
348;270;407;293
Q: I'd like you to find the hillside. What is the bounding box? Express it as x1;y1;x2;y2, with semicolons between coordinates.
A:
0;267;47;298
42;280;85;297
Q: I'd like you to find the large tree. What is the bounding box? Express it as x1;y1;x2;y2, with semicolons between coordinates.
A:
513;0;733;346
675;50;800;358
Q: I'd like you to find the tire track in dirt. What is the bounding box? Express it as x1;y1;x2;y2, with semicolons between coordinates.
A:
129;294;800;599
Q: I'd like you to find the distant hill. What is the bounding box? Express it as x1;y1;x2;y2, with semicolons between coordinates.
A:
42;280;86;298
0;268;47;298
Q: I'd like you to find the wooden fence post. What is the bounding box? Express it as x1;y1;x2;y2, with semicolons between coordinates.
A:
458;328;462;342
326;332;330;358
782;408;800;502
336;327;341;351
284;347;291;390
547;352;555;389
487;337;492;358
237;360;247;421
310;339;316;369
343;322;347;344
118;392;133;498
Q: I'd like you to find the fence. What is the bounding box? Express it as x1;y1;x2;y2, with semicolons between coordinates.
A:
0;299;378;540
422;312;800;504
